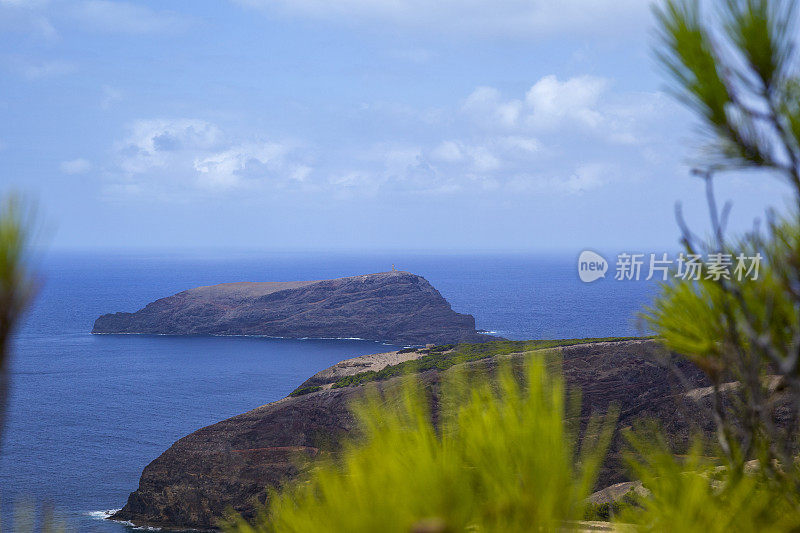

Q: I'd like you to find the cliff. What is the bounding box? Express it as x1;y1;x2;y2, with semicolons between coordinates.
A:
111;339;712;530
92;271;493;346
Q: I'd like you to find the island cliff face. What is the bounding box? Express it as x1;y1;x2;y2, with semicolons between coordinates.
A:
92;271;492;346
112;340;712;530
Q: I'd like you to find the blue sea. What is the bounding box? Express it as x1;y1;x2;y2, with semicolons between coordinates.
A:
0;251;657;531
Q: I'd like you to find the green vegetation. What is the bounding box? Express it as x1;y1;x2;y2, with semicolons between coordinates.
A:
627;0;800;530
0;197;64;530
288;385;322;397
0;196;36;442
644;0;800;481
330;337;647;389
619;430;800;532
225;355;616;533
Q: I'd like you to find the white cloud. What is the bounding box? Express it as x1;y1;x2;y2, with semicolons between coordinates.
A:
193;142;291;189
461;75;668;142
97;72;685;200
336;75;684;197
524;75;607;129
60;158;92;174
233;0;650;39
469;146;501;172
73;1;188;34
430;141;463;163
108;118;312;194
117;118;222;175
462;87;522;129
559;163;609;193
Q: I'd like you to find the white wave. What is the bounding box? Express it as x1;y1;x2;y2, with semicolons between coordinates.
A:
86;510;164;531
86;509;120;520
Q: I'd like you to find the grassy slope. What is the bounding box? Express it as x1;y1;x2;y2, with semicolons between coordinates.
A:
290;337;651;395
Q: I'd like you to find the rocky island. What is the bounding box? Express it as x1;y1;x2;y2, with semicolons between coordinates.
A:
111;338;712;530
92;271;493;346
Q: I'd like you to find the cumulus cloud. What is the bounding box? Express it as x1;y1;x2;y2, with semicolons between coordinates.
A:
116;119;221;175
430;141;463;163
193;142;293;189
459;76;626;133
461;75;669;143
108;118;312;194
462;87;523;129
389;75;663;195
60;158;92;174
338;76;682;196
233;0;650;39
524;75;607;129
97;73;683;199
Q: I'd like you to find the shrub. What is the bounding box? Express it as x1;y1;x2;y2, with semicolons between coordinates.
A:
619;429;800;532
288;386;322;397
224;355;615;533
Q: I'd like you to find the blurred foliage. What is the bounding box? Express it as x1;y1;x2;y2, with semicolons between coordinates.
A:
225;355;615;533
0;195;36;359
620;427;800;532
1;501;67;533
654;0;800;180
646;0;800;478
0;195;37;442
633;0;800;530
0;197;61;530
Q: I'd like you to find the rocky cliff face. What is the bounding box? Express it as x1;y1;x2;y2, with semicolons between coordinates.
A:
111;339;711;530
92;271;492;345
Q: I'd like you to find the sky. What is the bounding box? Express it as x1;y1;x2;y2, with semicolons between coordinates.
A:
0;0;794;253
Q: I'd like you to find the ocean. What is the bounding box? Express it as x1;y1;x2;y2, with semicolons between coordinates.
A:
0;251;657;531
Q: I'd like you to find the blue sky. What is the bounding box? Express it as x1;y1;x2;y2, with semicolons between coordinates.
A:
0;0;793;252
